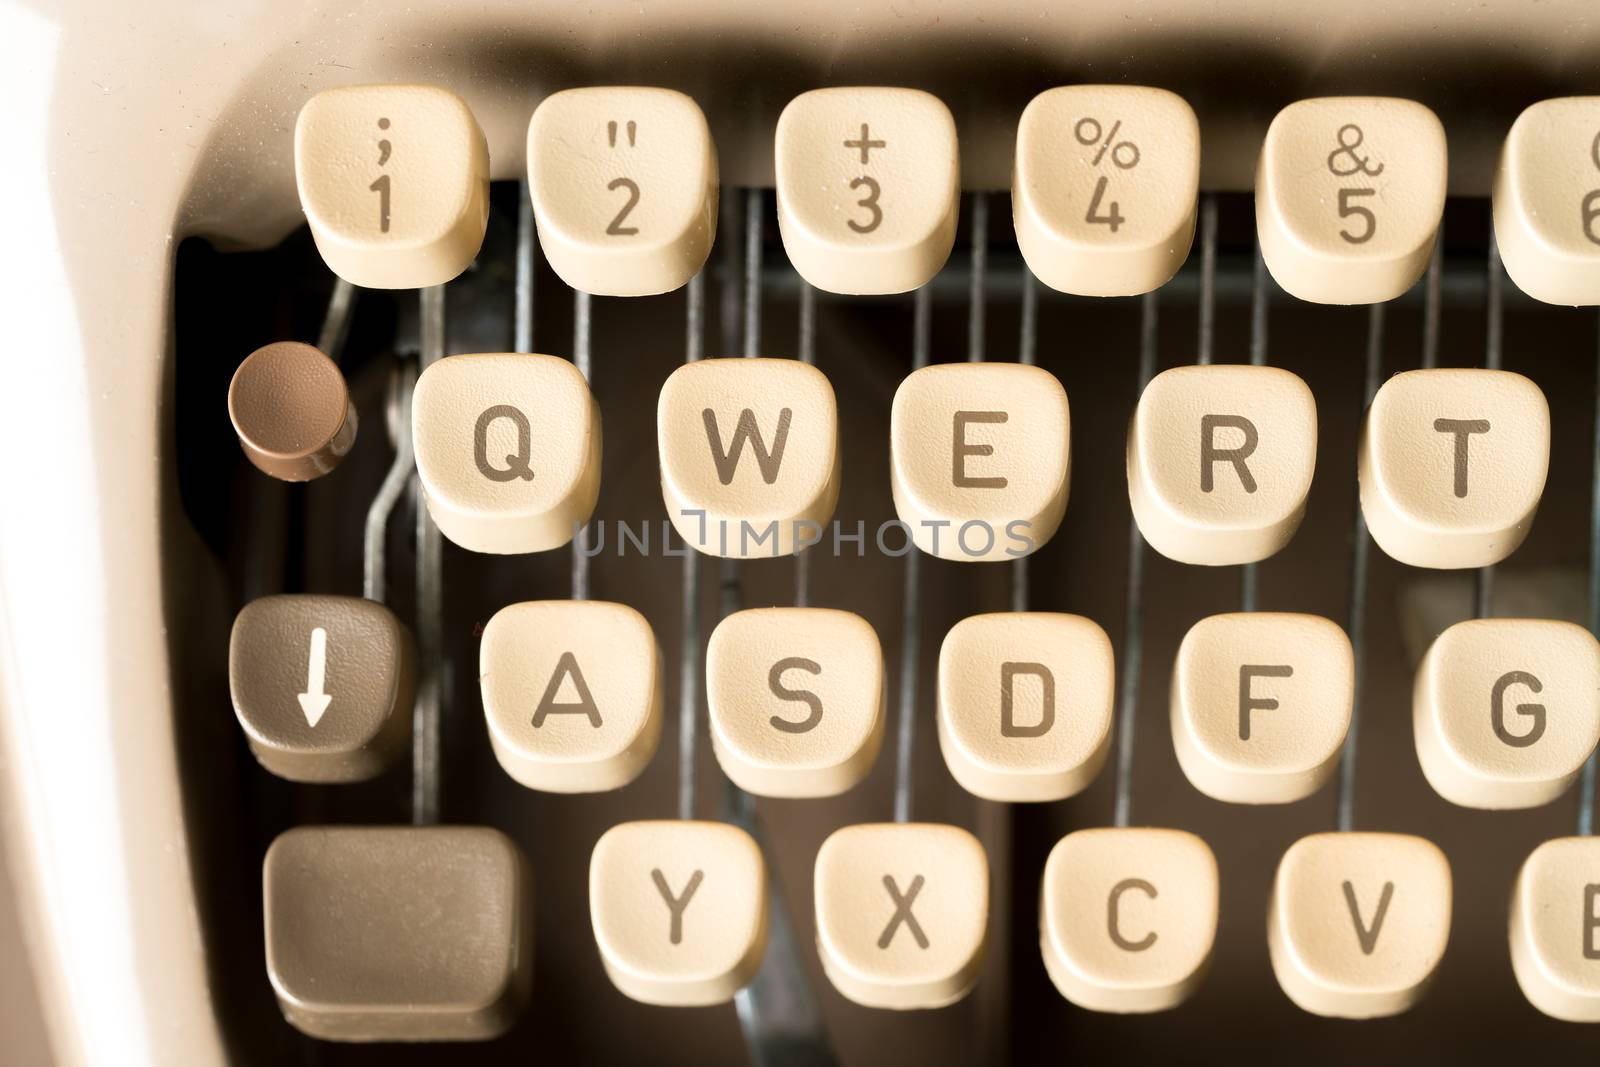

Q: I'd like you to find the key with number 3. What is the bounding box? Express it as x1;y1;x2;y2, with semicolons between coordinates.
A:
776;87;960;295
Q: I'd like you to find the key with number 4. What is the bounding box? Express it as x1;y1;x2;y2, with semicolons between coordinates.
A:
776;87;959;295
527;87;718;297
1013;85;1200;296
295;84;490;289
1256;97;1446;304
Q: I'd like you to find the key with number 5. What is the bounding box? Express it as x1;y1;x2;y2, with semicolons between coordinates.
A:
527;87;719;297
1494;97;1600;305
295;84;490;289
1256;97;1446;305
776;87;960;295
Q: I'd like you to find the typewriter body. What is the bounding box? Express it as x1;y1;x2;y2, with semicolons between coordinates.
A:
6;2;1600;1064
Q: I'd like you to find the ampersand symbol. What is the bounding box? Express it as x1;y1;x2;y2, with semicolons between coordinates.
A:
1327;124;1384;178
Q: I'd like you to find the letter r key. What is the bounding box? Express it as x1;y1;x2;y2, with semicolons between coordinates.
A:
1128;365;1317;566
412;353;602;554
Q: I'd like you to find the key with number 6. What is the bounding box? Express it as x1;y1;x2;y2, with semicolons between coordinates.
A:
1256;97;1446;304
776;87;959;295
1494;97;1600;305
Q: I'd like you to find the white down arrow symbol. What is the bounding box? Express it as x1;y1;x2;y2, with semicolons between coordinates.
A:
297;627;332;728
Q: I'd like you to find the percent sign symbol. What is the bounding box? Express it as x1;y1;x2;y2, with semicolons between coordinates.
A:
1075;116;1141;170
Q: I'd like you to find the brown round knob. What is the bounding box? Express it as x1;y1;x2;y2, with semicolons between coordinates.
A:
228;342;358;481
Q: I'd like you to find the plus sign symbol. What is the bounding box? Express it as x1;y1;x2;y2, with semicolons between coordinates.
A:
844;123;886;164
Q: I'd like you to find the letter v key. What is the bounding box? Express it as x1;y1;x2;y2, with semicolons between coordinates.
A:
1342;880;1395;956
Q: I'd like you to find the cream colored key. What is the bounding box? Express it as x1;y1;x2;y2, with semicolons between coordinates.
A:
890;362;1070;562
1359;368;1550;568
1171;613;1353;804
706;607;884;798
814;823;987;1010
1127;365;1317;566
1039;828;1218;1014
479;600;662;793
658;358;839;558
1413;619;1600;810
1510;837;1600;1021
1256;97;1446;304
775;87;959;295
1494;98;1600;306
937;612;1114;802
1013;86;1200;297
1269;832;1452;1018
295;84;490;290
589;820;767;1007
526;87;717;297
412;353;601;554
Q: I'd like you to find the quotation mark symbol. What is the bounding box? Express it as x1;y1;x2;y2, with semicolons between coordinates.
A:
607;119;637;148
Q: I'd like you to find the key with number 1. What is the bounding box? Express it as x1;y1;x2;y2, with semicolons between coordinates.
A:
295;84;490;289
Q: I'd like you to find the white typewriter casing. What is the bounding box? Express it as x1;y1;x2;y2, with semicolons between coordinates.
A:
3;1;1600;1063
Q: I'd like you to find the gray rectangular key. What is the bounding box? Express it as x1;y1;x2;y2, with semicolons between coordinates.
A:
264;825;533;1041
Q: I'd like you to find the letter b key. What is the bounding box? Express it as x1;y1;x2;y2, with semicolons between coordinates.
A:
413;353;602;554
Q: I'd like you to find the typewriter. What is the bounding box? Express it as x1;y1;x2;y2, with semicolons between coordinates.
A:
4;2;1600;1064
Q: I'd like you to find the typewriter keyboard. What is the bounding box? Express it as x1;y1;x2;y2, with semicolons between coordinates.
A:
178;84;1600;1064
